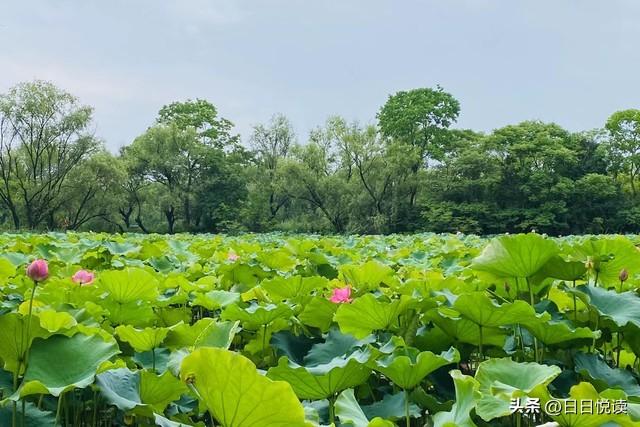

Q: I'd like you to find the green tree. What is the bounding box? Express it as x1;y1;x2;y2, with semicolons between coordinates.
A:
157;99;239;149
0;81;98;229
605;109;640;197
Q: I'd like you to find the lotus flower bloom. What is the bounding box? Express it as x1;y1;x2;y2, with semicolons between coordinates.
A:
26;259;48;282
227;251;240;262
330;286;352;304
72;269;95;286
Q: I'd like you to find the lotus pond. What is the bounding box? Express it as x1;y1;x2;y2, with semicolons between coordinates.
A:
1;232;640;426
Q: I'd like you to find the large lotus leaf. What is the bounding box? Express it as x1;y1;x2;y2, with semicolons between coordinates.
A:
335;294;414;339
564;284;640;328
260;276;328;301
432;370;481;427
97;368;187;415
339;260;396;291
471;233;558;278
370;345;459;390
540;382;639;427
34;310;77;333
361;391;421;421
303;327;374;366
164;318;238;349
96;368;142;411
256;248;299;272
569;236;640;287
98;268;159;303
180;347;309;427
535;255;587;282
192;290;240;310
298;296;337;332
520;314;598;346
452;292;537;327
18;333;119;397
267;349;372;399
101;300;155;326
425;310;508;347
574;352;640;396
335;388;395;427
221;302;293;329
474;358;561;421
0;313;48;374
0;401;56;427
115;325;170;352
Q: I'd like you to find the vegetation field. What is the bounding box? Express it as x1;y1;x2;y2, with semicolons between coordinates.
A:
2;232;640;426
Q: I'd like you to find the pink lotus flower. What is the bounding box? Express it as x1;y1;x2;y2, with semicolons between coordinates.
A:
227;252;240;262
330;286;352;304
72;269;95;286
26;259;48;282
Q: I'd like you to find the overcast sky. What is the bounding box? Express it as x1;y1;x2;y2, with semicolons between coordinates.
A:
1;0;639;152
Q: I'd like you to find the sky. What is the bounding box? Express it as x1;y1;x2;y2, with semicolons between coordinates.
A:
1;0;639;152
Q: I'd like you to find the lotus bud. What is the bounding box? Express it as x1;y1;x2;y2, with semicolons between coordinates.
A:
72;269;95;286
26;259;48;282
619;268;629;283
227;251;239;262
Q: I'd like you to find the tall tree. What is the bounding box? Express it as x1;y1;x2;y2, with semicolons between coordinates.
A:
605;109;640;197
157;99;239;149
0;81;98;229
249;114;295;223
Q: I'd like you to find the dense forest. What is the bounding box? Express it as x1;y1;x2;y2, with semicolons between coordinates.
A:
0;80;638;235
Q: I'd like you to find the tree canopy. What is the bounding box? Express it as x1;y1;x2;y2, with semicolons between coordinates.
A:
0;80;637;235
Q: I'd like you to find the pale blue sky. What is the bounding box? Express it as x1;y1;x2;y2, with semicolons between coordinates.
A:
1;1;639;151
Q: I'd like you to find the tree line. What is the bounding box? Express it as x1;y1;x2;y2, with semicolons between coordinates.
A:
0;80;638;235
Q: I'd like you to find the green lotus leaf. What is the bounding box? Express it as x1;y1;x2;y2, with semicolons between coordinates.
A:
0;401;56;427
335;388;395;427
535;255;587;281
18;333;119;397
97;368;185;415
520;314;598;346
0;258;16;279
335;294;414;339
256;249;298;272
425;311;508;347
474;358;561;421
452;292;538;327
569;236;640;287
574;352;640;396
432;370;481;427
564;284;640;328
115;324;170;352
221;302;293;329
101;300;156;327
154;413;194;427
260;276;328;301
267;349;372;400
164;318;238;349
140;371;189;413
361;391;421;421
192;290;240;310
180;347;310;427
541;382;639;427
0;313;48;374
471;233;558;278
98;268;159;303
370;341;459;390
34;310;77;333
298;296;337;332
303;327;374;366
339;260;396;291
96;368;142;411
